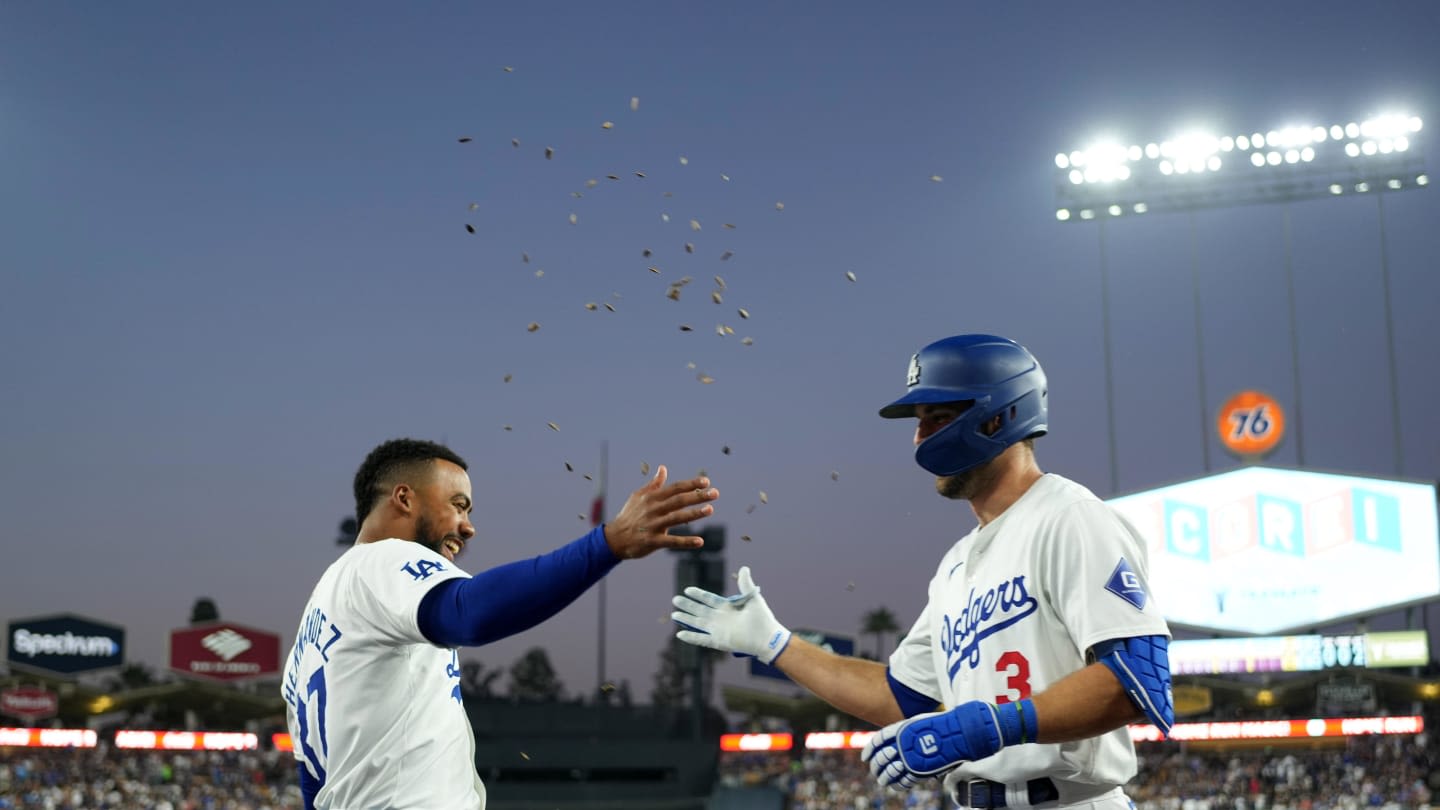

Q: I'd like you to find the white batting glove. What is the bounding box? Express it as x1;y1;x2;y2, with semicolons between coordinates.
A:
671;566;792;665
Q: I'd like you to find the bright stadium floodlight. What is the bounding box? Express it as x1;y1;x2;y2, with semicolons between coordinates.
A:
1054;110;1427;218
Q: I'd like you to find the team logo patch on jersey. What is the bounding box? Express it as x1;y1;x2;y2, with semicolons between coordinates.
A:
402;559;447;581
1105;558;1148;611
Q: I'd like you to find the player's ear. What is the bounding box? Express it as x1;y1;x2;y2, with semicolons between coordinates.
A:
392;483;415;515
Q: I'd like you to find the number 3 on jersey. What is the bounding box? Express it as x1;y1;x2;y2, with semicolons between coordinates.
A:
994;650;1032;704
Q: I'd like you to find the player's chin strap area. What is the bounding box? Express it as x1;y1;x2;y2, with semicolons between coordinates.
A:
1092;634;1174;736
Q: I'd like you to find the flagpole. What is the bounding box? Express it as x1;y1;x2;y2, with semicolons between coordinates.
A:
594;440;608;699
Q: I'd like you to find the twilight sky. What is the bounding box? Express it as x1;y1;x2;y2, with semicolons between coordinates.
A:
3;1;1438;704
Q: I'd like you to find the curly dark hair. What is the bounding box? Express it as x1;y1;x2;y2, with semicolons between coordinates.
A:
353;438;468;527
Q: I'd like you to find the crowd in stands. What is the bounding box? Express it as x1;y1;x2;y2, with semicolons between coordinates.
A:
0;745;300;810
717;732;1440;810
2;730;1436;809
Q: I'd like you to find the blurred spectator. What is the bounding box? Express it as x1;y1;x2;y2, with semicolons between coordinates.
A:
0;744;300;809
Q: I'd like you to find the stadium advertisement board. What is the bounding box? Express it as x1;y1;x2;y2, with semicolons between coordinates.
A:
168;622;281;682
6;614;125;676
1168;630;1429;675
0;687;59;721
1106;467;1440;634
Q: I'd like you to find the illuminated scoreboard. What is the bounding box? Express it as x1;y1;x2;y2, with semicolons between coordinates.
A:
1107;466;1440;634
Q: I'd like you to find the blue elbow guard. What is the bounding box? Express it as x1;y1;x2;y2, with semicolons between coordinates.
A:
1094;634;1173;736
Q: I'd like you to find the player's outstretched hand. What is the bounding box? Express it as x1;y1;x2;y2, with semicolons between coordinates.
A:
671;566;792;664
861;701;1006;790
604;465;719;559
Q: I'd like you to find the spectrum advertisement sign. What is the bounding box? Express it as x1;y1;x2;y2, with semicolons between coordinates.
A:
1107;467;1440;635
6;614;125;676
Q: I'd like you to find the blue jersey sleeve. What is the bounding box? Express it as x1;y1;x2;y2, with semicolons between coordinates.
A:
417;526;620;647
297;762;321;810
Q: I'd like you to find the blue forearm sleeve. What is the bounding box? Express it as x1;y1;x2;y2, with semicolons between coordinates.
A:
417;526;620;647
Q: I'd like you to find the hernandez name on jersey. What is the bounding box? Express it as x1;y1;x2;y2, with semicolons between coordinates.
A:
888;474;1169;795
283;540;486;810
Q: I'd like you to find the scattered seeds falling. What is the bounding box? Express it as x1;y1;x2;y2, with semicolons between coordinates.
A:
745;504;756;514
741;336;754;346
697;373;715;384
601;121;614;130
458;137;472;143
522;252;530;263
722;445;731;455
723;223;736;229
775;202;784;211
711;291;723;305
545;147;555;160
642;248;653;258
641;461;650;476
738;308;750;319
720;173;730;182
512;138;520;148
565;462;574;472
569;213;578;225
685;361;696;369
930;175;943;182
503;66;514;73
759;491;768;504
603;302;616;312
684;242;695;254
720;251;733;261
634;171;646;178
468;203;479;211
845;271;857;282
630;97;639;112
527;322;540;332
585;303;598;311
666;288;681;301
679;324;693;331
714;275;726;289
649;266;661;274
846;582;856;592
689;219;702;231
547;422;560;431
679;156;689;165
534;269;544;278
465;224;475;234
831;471;840;481
661;213;670;223
503;374;513;383
606;174;620;181
504;425;512;431
583;474;593;481
586;178;599;188
741;535;752;542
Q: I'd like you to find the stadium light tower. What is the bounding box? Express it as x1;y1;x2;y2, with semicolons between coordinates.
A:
1055;112;1428;484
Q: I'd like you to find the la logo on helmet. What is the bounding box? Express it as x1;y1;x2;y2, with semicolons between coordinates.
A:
907;354;921;386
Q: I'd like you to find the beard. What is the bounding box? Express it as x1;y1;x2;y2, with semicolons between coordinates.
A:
413;511;449;557
935;454;1003;501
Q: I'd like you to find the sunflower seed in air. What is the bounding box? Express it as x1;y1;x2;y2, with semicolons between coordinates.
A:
641;462;650;475
503;374;512;383
603;303;615;312
679;324;693;331
527;322;540;332
711;291;723;304
585;303;598;311
741;535;752;542
545;147;554;159
547;422;559;431
601;121;614;130
689;219;701;231
775;202;784;210
565;462;573;472
845;271;857;282
458;137;472;143
738;308;749;319
697;373;715;384
759;491;768;504
741;337;753;346
684;242;694;254
465;224;475;234
569;213;578;225
630;97;639;111
720;251;733;261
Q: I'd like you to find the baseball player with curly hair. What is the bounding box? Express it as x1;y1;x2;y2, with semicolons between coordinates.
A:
283;437;719;810
673;334;1172;809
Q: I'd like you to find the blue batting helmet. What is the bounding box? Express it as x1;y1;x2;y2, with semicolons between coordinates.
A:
879;334;1048;476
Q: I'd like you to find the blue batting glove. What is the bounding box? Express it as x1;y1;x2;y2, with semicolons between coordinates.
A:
861;699;1037;790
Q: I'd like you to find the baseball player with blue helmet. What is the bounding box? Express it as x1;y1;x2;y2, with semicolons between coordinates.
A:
672;334;1173;809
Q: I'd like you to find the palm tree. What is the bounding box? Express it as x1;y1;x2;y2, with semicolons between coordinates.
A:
861;607;900;660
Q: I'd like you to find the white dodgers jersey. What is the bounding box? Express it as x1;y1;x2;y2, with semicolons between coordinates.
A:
888;474;1169;793
283;539;486;810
